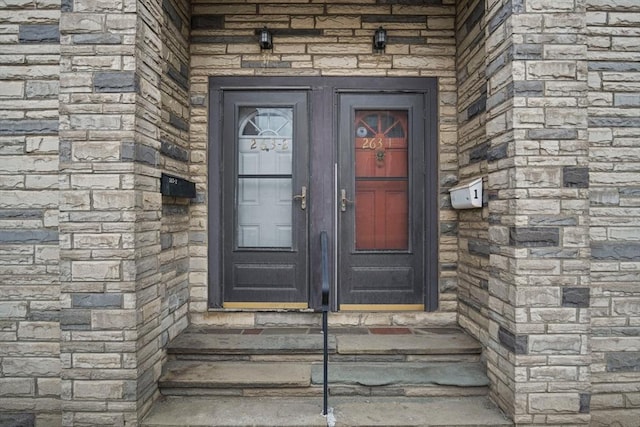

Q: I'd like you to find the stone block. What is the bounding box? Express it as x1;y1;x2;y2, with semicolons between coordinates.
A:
121;142;158;165
0;81;24;98
60;11;105;34
529;393;581;414
468;239;490;257
606;352;640;372
72;33;122;44
528;129;577;140
191;15;224;30
563;166;589;188
529;335;581;355
0;413;35;427
0;301;28;319
612;298;640;316
516;286;561;307
562;287;589;308
25;81;59;99
72;261;121;281
0;378;35;396
60;309;91;331
529;366;578;382
72;140;120;161
92;191;136;210
510;227;559;247
37;377;61;397
527;61;577;80
18;24;59;43
91;309;136;330
2;357;60;376
499;326;528;355
94;71;138;93
74;233;122;249
0;120;58;135
72;353;122;369
530;308;577;323
17;321;59;340
72;293;123;308
592;242;640;261
0;230;58;244
69;115;122;131
73;380;124;400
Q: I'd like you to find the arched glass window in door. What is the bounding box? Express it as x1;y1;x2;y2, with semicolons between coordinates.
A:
236;107;294;248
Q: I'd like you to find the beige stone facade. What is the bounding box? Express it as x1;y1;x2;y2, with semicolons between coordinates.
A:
0;0;639;425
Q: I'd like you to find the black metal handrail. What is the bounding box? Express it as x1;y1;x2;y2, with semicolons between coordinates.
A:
320;231;330;416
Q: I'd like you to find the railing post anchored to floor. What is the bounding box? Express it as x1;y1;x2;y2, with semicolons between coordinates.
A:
320;231;330;416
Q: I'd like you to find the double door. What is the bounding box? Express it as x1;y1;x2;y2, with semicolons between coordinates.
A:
209;78;437;311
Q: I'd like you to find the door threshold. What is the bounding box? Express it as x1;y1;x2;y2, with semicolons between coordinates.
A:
339;304;425;312
222;302;310;310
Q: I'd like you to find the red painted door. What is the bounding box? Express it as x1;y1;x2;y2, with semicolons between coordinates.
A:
339;93;427;308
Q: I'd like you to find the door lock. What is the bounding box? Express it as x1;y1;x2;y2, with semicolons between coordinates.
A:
293;186;307;210
340;189;354;212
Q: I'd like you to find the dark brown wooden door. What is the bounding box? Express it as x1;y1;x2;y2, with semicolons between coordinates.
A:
338;93;426;308
220;91;309;307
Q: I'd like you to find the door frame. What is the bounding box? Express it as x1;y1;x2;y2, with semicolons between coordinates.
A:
208;77;439;311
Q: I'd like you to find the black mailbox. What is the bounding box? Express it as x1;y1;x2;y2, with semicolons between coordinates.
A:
160;173;196;198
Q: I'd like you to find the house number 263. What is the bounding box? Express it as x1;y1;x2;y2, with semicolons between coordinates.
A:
361;138;384;150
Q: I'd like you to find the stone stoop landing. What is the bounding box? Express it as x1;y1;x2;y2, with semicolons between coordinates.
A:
142;324;512;426
190;310;458;329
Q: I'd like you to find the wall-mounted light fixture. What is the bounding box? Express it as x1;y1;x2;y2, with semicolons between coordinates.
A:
259;26;273;50
373;26;387;52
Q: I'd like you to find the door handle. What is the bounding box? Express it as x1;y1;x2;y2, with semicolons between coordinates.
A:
293;186;307;210
340;189;354;212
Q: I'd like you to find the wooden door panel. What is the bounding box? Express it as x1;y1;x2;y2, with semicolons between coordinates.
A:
355;181;408;250
355;149;408;177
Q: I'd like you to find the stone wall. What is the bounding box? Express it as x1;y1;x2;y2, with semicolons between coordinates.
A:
56;0;189;423
188;0;460;324
485;1;591;424
157;0;192;397
0;0;61;425
587;1;640;425
455;0;491;347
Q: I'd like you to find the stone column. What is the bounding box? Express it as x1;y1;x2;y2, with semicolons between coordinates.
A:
58;0;164;424
485;0;590;424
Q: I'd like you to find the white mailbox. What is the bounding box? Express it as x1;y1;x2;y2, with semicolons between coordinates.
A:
449;177;483;209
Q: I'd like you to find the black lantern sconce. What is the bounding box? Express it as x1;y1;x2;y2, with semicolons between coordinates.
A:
259;26;273;50
373;26;387;52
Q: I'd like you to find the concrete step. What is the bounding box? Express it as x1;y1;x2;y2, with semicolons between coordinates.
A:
159;360;489;398
168;331;336;357
167;327;481;361
312;361;489;392
142;395;513;426
160;361;311;390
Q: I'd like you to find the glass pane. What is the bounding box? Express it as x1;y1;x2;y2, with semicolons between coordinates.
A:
354;110;408;250
237;178;292;247
236;107;294;248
